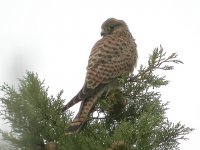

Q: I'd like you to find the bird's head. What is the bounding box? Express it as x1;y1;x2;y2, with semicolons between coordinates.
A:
101;18;129;37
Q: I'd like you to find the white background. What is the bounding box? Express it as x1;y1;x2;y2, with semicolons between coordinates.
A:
0;0;199;149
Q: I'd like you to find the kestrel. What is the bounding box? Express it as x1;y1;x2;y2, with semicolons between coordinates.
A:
62;18;138;135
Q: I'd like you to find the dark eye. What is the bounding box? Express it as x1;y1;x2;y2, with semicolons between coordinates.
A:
109;26;115;30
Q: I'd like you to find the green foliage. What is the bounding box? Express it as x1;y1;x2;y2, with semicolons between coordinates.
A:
0;46;193;150
0;72;72;149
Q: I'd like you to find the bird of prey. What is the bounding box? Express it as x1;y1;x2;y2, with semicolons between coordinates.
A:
62;18;138;135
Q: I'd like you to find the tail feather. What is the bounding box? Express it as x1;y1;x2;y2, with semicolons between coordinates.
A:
65;118;87;135
61;90;83;112
61;83;105;112
65;89;104;135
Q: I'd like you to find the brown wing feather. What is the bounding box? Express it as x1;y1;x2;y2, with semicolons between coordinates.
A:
61;83;105;112
62;32;137;112
86;33;137;89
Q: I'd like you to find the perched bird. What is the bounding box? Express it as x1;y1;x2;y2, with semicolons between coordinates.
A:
62;18;138;135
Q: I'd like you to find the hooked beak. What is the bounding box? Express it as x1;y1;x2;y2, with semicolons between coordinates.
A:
101;30;106;36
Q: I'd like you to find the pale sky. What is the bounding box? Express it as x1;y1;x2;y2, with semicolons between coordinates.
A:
0;0;200;149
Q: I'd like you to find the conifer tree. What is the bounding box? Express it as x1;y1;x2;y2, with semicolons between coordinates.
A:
0;46;193;150
0;72;71;149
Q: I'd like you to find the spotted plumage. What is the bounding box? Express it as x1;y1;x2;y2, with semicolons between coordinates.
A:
62;18;138;135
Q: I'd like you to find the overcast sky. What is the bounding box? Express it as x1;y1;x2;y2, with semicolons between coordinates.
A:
0;0;200;149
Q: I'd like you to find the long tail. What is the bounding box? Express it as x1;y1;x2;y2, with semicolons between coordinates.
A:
65;89;104;135
61;89;83;113
61;83;105;112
